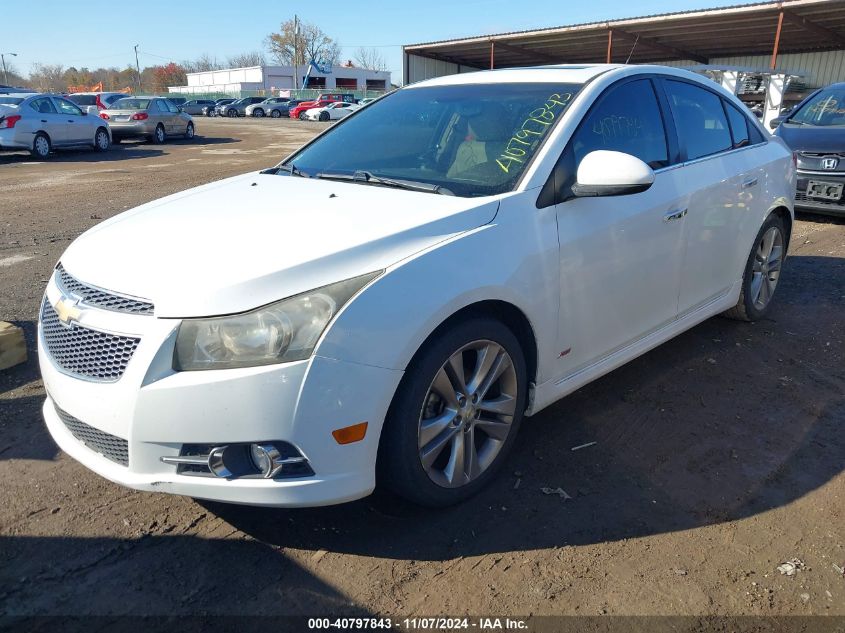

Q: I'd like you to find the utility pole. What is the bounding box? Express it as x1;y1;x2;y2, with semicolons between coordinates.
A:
293;15;299;90
134;44;141;92
1;52;17;85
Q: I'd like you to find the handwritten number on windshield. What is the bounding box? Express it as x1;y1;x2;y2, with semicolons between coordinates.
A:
496;93;572;174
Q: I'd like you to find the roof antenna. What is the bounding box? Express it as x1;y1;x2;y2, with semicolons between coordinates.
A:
625;34;640;64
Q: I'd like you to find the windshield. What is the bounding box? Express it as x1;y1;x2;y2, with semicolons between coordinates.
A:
283;83;581;197
0;96;24;105
112;98;150;110
789;87;845;126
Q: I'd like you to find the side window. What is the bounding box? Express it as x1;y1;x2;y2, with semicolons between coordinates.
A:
665;80;732;160
571;79;669;169
165;100;179;113
748;122;765;145
724;101;751;148
105;94;123;105
30;97;57;114
55;98;83;116
153;100;166;112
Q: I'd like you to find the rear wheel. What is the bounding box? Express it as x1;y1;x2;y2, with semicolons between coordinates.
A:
378;317;527;507
723;213;787;321
94;127;110;151
152;124;166;144
184;122;195;139
31;133;51;158
227;109;238;118
270;109;282;118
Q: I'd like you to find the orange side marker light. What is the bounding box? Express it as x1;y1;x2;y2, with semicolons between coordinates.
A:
332;422;368;445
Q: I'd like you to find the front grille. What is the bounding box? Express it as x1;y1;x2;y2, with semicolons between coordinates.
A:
55;404;129;466
41;299;140;382
795;191;845;210
56;263;154;316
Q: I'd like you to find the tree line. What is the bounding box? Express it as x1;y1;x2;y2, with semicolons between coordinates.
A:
4;19;389;93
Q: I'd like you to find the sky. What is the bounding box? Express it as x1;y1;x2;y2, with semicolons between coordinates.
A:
2;0;760;82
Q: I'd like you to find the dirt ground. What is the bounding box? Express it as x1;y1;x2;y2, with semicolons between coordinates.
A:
1;117;844;622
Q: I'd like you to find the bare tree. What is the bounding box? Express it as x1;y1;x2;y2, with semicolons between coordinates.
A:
29;64;66;92
226;51;267;68
183;53;224;73
353;47;388;72
265;19;340;67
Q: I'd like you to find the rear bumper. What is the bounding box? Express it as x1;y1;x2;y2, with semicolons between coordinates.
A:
109;121;156;137
0;128;29;150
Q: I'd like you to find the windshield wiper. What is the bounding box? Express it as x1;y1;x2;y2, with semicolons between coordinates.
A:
315;170;453;195
266;163;307;177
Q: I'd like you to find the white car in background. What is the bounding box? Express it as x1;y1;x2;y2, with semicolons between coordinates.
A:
40;64;794;508
304;101;360;122
0;93;111;158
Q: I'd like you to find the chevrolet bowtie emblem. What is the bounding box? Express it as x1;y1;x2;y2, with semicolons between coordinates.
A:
53;294;82;325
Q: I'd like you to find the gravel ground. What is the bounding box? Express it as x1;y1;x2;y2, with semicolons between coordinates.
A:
0;117;843;620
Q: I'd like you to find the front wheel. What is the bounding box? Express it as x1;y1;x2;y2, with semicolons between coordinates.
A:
253;108;264;117
298;111;307;120
723;213;787;321
319;111;330;122
270;109;282;118
378;317;527;507
184;122;195;139
227;109;238;118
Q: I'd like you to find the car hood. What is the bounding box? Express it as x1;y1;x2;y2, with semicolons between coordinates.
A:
775;123;845;153
60;172;500;317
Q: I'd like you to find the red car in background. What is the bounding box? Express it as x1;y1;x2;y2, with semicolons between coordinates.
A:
289;93;356;120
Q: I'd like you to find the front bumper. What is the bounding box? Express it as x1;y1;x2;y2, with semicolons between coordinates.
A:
795;171;845;216
38;271;403;507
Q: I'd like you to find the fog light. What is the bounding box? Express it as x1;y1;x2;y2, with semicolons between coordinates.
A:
250;443;284;478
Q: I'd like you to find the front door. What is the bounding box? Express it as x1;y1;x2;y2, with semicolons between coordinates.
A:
31;97;68;144
552;77;687;377
53;97;88;144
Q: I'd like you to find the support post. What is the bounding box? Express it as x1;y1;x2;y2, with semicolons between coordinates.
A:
721;70;739;95
606;29;613;64
764;73;785;129
771;10;784;70
490;40;495;70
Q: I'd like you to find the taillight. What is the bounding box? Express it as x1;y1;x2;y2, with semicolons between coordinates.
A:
792;151;798;169
0;115;21;129
99;113;110;120
96;95;105;110
131;112;148;121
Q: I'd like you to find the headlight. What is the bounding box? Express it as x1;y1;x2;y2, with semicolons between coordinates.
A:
174;271;380;370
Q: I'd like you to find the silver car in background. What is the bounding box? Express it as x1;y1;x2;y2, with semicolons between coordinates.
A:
101;96;195;144
0;92;111;158
180;99;216;115
245;97;290;117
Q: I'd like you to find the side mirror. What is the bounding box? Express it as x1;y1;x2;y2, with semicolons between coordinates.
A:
572;150;655;197
769;116;785;130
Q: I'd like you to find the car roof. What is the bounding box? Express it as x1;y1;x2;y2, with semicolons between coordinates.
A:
2;92;40;98
409;64;622;88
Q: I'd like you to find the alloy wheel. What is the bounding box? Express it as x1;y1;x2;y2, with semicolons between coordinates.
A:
417;340;518;488
750;225;783;310
186;123;194;138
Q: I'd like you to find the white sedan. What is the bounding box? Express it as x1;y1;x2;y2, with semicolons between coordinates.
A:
304;101;360;122
39;64;795;508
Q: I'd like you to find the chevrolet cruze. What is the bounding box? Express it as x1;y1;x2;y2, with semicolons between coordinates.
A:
39;65;796;507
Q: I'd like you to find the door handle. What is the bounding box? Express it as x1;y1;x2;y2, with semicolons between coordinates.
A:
742;177;758;188
41;119;47;123
663;208;688;222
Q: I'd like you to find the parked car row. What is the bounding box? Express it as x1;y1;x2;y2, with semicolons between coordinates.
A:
0;91;196;158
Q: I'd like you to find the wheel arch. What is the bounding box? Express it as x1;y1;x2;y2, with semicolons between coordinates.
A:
769;205;793;251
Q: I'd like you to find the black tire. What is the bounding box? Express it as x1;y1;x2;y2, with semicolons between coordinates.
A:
298;111;308;120
31;132;51;158
319;111;330;122
270;109;282;118
227;109;238;118
184;122;195;139
378;317;527;507
94;127;110;152
253;108;264;117
151;124;166;144
723;213;787;322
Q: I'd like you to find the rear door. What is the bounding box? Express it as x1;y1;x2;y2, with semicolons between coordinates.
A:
29;96;67;144
163;99;183;133
151;99;171;133
660;79;755;315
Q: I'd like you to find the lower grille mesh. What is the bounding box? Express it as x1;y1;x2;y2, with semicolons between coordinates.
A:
55;405;129;466
796;191;845;210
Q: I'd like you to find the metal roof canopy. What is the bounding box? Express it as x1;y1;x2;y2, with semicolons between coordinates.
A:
404;0;845;71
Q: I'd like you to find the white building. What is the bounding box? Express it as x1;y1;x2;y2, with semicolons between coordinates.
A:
169;64;391;95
